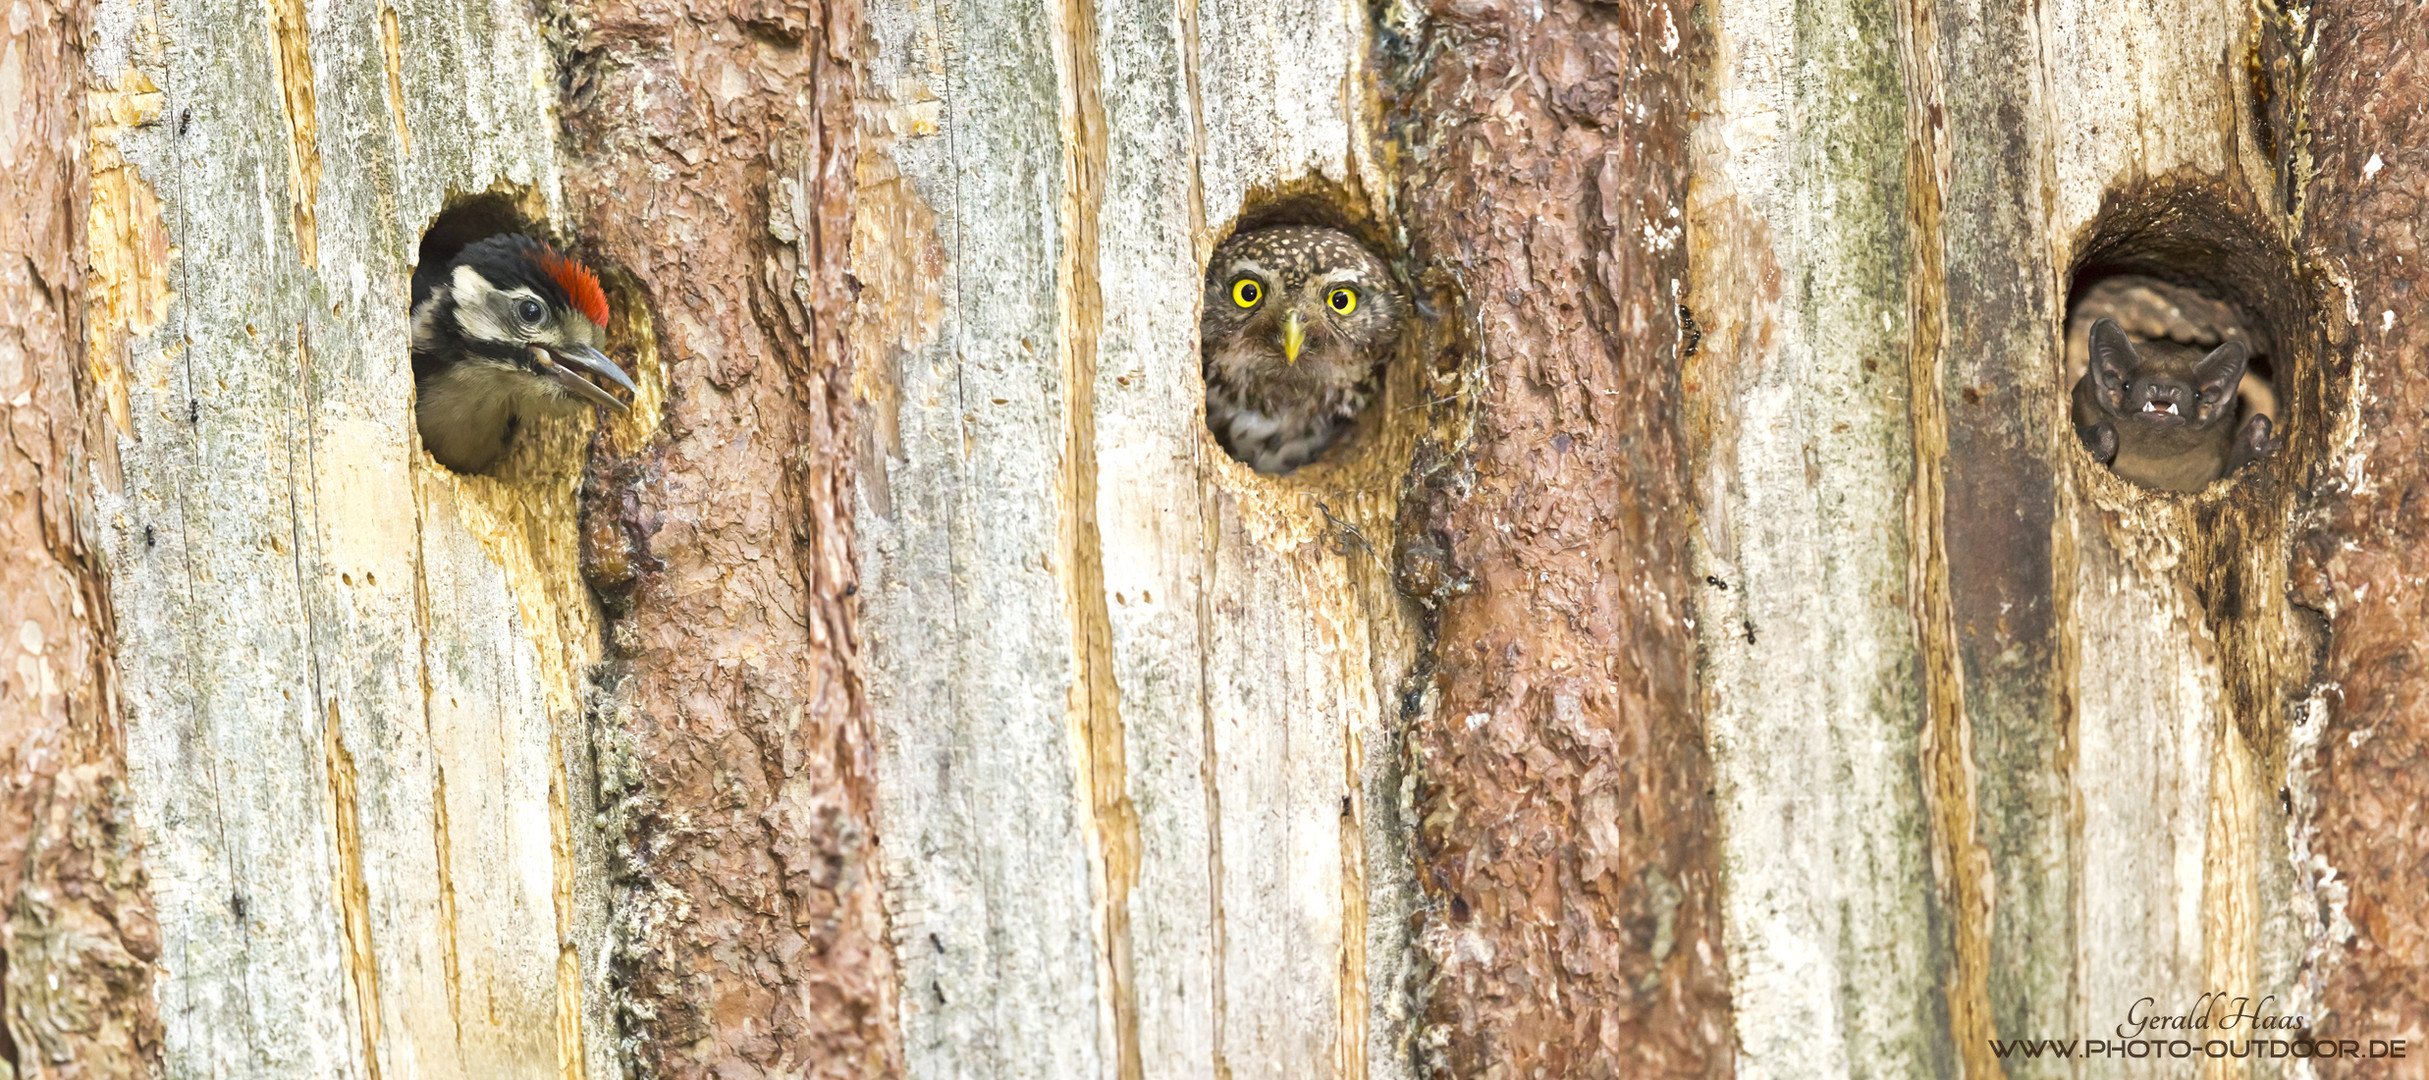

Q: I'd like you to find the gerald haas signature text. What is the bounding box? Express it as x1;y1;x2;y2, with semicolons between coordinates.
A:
2118;993;2310;1040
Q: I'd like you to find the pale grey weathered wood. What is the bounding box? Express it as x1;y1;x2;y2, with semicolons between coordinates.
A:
86;0;625;1069
1686;0;2301;1070
858;0;1111;1073
856;0;1421;1075
1686;0;1942;1066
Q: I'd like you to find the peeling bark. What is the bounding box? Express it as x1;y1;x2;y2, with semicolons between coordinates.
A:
0;0;164;1072
1396;1;1732;1074
2293;0;2429;1063
14;0;2427;1068
554;0;902;1071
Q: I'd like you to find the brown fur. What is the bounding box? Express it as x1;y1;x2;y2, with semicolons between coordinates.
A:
2072;317;2273;491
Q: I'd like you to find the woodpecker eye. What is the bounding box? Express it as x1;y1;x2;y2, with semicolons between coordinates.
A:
1327;287;1358;315
1231;278;1262;308
515;298;546;325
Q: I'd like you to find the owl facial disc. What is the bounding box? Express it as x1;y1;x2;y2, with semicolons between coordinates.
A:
1199;223;1404;472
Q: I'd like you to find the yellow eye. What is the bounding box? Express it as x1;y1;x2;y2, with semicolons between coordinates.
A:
1328;287;1357;314
1231;278;1263;308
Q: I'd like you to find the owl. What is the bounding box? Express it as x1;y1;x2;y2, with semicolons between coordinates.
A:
1201;225;1404;473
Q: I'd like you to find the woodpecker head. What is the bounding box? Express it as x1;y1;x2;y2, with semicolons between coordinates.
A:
410;233;638;473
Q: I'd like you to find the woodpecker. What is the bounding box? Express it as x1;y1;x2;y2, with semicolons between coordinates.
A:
411;233;638;473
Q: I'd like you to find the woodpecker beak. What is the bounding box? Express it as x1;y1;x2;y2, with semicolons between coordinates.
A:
1281;311;1305;365
533;344;639;411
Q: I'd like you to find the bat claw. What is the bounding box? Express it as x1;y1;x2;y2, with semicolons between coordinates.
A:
2229;413;2280;474
2079;421;2119;465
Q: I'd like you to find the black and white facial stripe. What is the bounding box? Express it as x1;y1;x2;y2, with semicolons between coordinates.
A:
410;233;636;474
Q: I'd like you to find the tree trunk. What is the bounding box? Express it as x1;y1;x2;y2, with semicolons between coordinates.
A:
1393;3;1725;1074
8;0;2426;1074
25;0;887;1072
2;0;164;1071
2291;1;2429;1066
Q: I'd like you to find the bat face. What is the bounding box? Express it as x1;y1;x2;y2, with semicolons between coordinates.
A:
2072;317;2266;490
2081;320;2244;436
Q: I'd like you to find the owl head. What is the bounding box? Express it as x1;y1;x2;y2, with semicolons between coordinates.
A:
1201;225;1403;385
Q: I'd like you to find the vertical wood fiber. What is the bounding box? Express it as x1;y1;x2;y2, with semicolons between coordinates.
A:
1908;0;2076;1061
2291;0;2429;1064
1;0;165;1070
1685;0;1944;1063
855;0;1423;1075
1684;0;2307;1069
1919;0;2069;1058
2036;0;2309;1069
84;0;632;1067
1396;1;1731;1074
857;0;1111;1072
552;0;902;1071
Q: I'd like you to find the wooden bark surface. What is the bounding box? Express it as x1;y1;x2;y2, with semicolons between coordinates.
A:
553;0;899;1072
854;0;1421;1076
1392;1;1730;1076
1686;0;2312;1073
1686;0;1946;1063
2291;0;2429;1065
80;0;633;1072
20;0;2429;1069
1;0;165;1071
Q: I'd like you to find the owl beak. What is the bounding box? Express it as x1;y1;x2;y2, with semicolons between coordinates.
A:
1281;311;1305;365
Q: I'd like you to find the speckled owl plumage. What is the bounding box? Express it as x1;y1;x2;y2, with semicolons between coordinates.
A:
1200;225;1404;473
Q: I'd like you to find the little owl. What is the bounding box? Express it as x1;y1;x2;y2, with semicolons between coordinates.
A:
1201;225;1404;473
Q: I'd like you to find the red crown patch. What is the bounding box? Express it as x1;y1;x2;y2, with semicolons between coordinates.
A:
537;246;610;328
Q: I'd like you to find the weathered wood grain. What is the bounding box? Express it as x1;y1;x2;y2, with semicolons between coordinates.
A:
858;0;1111;1072
855;0;1421;1075
39;0;2396;1070
1;0;166;1069
1922;0;2065;1056
84;0;628;1070
1686;0;2309;1071
2037;5;2310;1072
1686;0;1944;1064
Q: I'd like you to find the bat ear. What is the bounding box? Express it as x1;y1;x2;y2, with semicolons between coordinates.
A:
2088;318;2136;391
2195;340;2249;400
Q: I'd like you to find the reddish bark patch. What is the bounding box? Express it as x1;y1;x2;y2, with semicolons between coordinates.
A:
2292;1;2429;1065
555;0;901;1072
1394;1;1731;1074
0;0;165;1072
2292;0;2429;1063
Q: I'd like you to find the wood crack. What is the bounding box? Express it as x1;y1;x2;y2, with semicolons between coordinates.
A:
1050;0;1140;1075
1892;0;2002;1070
265;0;321;265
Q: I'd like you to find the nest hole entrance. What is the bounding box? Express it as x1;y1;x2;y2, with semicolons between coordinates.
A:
411;192;631;479
1201;190;1413;478
2060;185;2309;494
416;193;538;283
2065;270;2278;428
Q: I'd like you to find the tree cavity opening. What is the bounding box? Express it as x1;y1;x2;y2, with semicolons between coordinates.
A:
411;191;643;478
1200;187;1414;478
2062;183;2310;495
